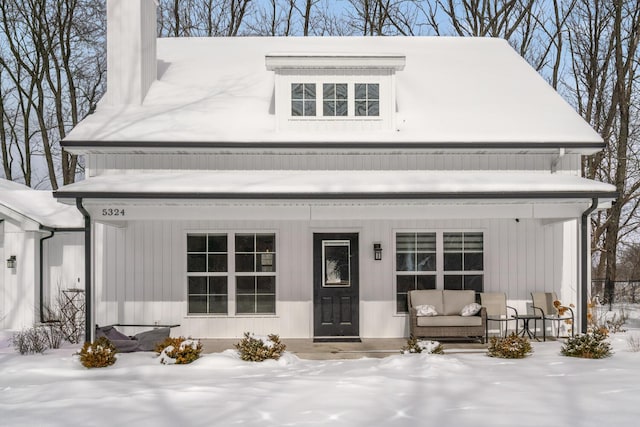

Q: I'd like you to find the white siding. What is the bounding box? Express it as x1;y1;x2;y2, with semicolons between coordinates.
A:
93;217;577;338
87;152;581;176
42;232;85;312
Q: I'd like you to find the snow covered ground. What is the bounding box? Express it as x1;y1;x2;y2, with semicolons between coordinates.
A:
1;330;639;427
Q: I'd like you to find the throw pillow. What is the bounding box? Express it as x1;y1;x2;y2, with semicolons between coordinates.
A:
416;304;438;317
460;302;482;317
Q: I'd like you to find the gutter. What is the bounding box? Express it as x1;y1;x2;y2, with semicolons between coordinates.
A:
38;225;84;323
75;198;93;343
581;198;599;333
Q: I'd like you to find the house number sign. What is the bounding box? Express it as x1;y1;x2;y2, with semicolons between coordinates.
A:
101;208;126;217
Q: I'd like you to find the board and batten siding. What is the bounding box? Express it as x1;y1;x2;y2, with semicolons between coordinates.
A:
86;152;581;176
93;217;578;338
42;232;85;311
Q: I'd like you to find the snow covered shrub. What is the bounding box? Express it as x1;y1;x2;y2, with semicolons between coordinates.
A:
41;321;65;349
487;333;532;359
401;337;444;354
561;329;612;359
155;337;202;365
11;327;49;355
626;333;640;353
78;337;117;368
235;332;287;362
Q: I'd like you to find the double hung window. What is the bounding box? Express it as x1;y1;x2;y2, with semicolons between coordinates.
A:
395;233;437;313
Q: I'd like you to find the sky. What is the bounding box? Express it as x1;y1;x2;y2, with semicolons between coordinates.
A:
1;328;639;427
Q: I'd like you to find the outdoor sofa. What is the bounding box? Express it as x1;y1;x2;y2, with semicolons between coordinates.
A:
408;289;487;343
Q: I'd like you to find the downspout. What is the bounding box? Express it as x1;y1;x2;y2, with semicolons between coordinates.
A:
75;198;93;342
38;225;85;323
581;198;599;333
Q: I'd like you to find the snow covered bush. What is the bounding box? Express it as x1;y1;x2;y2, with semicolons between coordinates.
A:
235;332;286;362
78;337;117;368
561;329;612;359
155;337;202;365
11;327;50;355
401;337;444;354
487;333;532;359
627;333;640;353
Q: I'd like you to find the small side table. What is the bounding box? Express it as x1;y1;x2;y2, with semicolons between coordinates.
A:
512;314;541;341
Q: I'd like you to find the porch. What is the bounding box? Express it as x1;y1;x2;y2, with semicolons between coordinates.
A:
199;338;488;359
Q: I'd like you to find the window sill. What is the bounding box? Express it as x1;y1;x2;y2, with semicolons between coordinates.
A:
185;314;279;319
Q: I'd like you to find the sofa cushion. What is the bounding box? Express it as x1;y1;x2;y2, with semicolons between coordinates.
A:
460;303;482;317
417;315;483;327
416;304;438;317
442;290;476;315
410;290;444;315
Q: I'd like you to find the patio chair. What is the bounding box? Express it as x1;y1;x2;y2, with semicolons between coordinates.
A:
480;292;519;341
531;292;575;341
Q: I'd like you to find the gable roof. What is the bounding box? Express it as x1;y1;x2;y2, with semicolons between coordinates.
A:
0;179;83;229
64;36;602;151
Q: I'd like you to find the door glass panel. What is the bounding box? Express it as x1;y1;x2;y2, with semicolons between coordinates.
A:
322;240;350;287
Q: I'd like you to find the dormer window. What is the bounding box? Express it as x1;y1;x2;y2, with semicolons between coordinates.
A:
291;83;316;116
355;83;379;117
323;84;348;116
267;53;405;131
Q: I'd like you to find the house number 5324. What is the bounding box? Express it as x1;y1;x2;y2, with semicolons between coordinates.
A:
102;208;125;216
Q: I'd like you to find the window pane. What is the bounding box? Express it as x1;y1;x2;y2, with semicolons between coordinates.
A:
304;83;315;99
292;100;303;116
465;275;484;292
355;83;366;99
188;276;207;294
416;233;436;251
236;295;255;314
235;234;254;252
396;253;415;271
209;276;228;294
396;233;416;251
304;100;316;116
256;295;276;313
323;101;335;116
257;253;275;272
291;83;303;99
464;233;484;250
187;254;206;272
464;253;483;271
324;243;350;286
416;275;436;290
208;254;227;272
256;234;275;252
208;296;227;314
257;276;276;294
444;275;463;290
208;235;227;252
323;83;335;99
336;84;347;99
416;253;436;271
368;84;379;99
187;235;206;252
355;101;367;116
396;275;415;293
336;101;348;116
236;276;255;294
396;295;409;313
188;296;207;314
235;254;254;272
368;101;379;116
444;233;463;251
444;253;462;271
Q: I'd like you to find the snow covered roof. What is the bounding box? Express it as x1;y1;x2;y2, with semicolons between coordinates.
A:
0;179;84;229
64;37;603;151
53;170;616;200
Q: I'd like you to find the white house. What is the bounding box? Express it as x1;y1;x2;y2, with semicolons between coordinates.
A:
0;179;84;331
55;0;616;341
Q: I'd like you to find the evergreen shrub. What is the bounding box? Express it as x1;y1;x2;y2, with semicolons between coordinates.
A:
235;332;286;361
487;333;532;359
401;336;445;354
560;329;612;359
78;336;117;368
155;336;203;364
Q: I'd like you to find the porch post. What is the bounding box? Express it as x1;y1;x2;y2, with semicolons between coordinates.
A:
76;198;93;343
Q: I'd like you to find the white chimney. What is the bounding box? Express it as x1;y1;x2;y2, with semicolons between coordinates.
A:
106;0;158;105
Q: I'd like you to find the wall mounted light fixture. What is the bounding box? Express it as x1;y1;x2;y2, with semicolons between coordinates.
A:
6;255;16;269
373;243;382;261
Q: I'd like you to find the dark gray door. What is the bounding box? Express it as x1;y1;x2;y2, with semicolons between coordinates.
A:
313;233;359;338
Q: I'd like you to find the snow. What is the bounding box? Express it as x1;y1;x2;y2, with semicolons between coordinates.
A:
65;37;602;146
1;330;638;426
0;179;83;228
53;170;616;198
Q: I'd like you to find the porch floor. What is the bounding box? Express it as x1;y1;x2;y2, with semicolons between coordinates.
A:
200;338;488;360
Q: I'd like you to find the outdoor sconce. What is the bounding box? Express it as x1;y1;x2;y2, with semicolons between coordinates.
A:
6;255;16;269
373;243;382;261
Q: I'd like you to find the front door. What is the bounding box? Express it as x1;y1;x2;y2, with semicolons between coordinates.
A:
313;233;359;339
